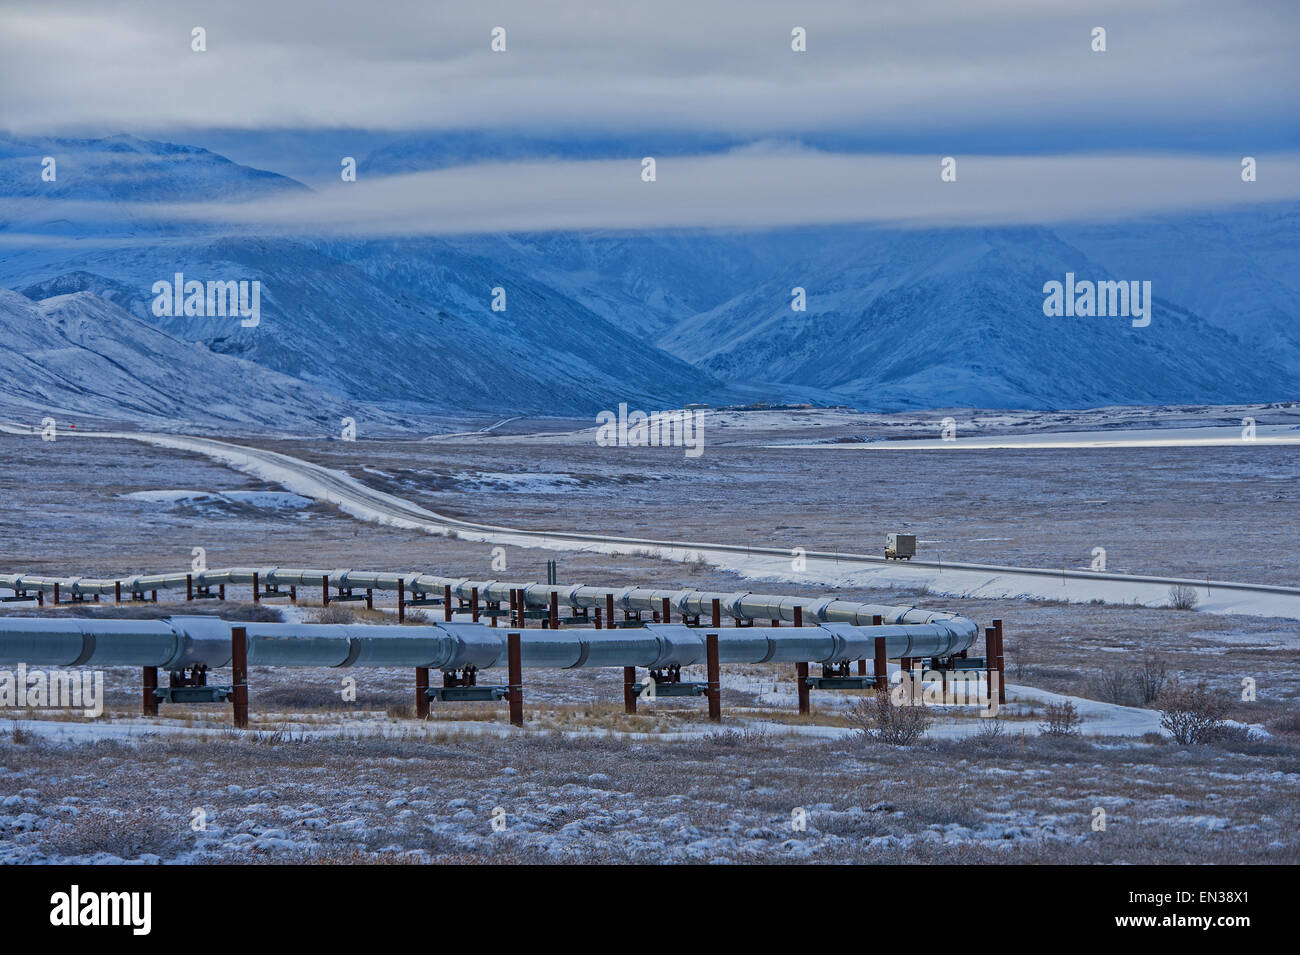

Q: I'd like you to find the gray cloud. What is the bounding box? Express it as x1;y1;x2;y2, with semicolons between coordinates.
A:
6;150;1297;240
1;0;1295;139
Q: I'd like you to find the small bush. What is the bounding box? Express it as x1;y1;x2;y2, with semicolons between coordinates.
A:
1091;666;1133;705
313;604;358;624
1266;710;1300;737
1158;679;1227;744
1138;655;1167;705
1039;700;1082;737
846;689;932;746
1167;584;1200;610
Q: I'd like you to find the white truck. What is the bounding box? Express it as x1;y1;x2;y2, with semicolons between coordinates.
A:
885;533;916;560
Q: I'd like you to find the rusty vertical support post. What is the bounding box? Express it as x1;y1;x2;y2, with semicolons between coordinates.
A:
985;627;997;705
230;626;248;729
705;631;721;723
322;574;330;607
771;618;780;627
218;584;225;601
874;636;888;690
115;581;122;603
186;574;193;601
857;658;867;676
365;588;373;610
994;619;1007;703
471;586;480;622
549;591;559;630
509;589;518;627
793;605;803;628
252;571;259;604
606;593;615;630
868;614;883;678
711;597;721;629
142;667;158;717
289;585;296;605
53;582;60;605
93;593;99;603
796;661;810;715
624;667;637;714
415;668;429;719
662;596;671;624
594;606;603;629
37;589;43;607
507;631;523;727
150;590;157;603
444;584;453;622
397;578;405;623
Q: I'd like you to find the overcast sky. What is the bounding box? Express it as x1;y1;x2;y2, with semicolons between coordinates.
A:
2;0;1297;234
3;0;1296;144
5;150;1296;239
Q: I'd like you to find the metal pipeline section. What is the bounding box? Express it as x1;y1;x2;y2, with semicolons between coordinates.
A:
0;616;973;671
0;567;977;639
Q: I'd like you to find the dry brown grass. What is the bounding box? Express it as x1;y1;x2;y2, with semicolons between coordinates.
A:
8;723;1296;864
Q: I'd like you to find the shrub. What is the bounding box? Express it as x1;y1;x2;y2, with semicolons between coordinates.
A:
1039;700;1082;737
1091;666;1133;705
313;604;358;624
1266;710;1300;737
846;689;932;746
1167;584;1199;610
1010;654;1032;681
1138;655;1167;705
1158;679;1228;744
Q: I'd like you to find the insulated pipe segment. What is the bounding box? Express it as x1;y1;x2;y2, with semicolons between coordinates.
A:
0;568;979;654
0;617;972;669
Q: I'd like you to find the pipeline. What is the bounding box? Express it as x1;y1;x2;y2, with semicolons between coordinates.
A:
0;566;975;631
0;566;978;668
0;616;971;671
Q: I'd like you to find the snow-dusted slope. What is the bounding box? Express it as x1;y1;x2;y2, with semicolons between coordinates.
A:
0;132;308;203
662;228;1294;409
1061;204;1300;375
3;237;726;414
0;287;354;428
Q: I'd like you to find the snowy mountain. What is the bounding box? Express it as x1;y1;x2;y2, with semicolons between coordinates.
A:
1;239;727;415
0;287;361;429
0;133;308;203
661;227;1293;409
1;133;1297;419
1061;206;1300;376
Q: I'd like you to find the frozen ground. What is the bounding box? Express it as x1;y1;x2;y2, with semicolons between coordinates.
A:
3;719;1296;864
0;405;1296;864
